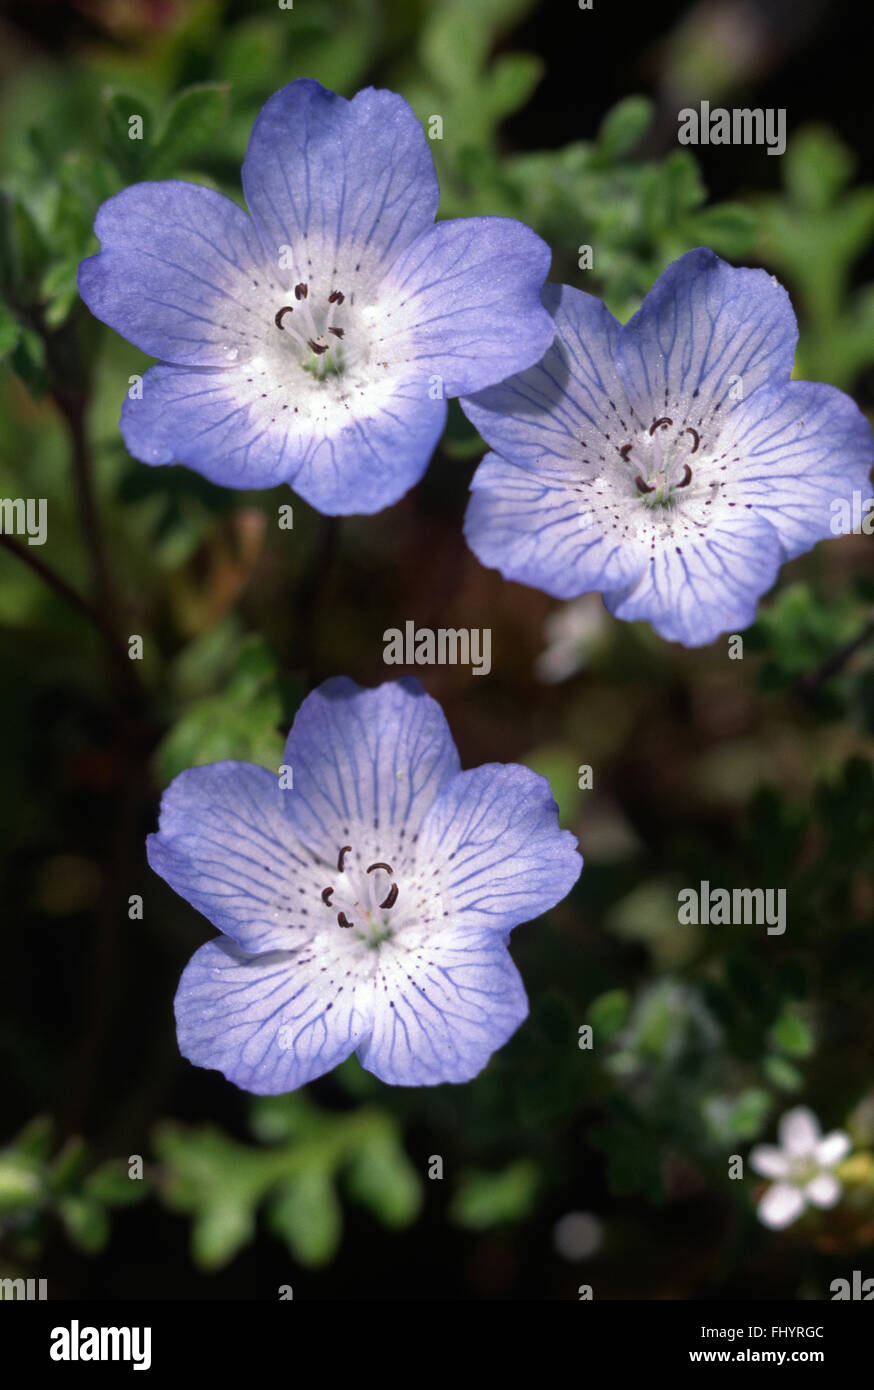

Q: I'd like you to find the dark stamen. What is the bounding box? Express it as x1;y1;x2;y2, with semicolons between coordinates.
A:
328;290;345;304
366;862;393;876
294;283;308;300
274;305;294;330
337;911;353;929
677;463;693;488
685;427;700;453
619;443;633;461
328;327;344;339
379;884;399;911
650;416;673;435
337;845;352;873
321;886;334;905
635;475;655;494
308;339;329;355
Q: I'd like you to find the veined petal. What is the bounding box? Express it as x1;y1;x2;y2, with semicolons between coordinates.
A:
147;762;317;954
757;1181;805;1230
357;928;528;1085
379;217;554;397
280;678;461;863
722;381;874;559
242;80;439;287
120;363;447;512
417;763;582;934
604;512;782;646
465;452;647;598
616;248;797;430
175;938;371;1094
77;182;273;367
460;284;631;474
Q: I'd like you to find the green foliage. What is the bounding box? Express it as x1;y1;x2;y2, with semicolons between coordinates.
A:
756;125;874;388
0;1119;149;1260
450;1160;540;1229
154;1094;422;1271
155;634;289;785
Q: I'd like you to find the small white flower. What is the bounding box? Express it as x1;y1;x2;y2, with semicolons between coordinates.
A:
749;1106;851;1230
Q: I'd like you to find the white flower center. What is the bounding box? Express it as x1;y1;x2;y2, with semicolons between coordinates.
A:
320;843;400;946
273;281;351;379
621;415;704;507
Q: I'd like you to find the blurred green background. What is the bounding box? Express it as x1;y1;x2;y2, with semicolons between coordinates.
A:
2;0;874;1300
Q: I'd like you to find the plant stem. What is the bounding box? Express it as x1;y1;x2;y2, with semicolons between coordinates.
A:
797;616;874;701
0;530;118;647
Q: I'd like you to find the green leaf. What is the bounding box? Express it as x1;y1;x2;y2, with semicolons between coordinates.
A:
588;988;630;1043
193;1201;255;1271
344;1134;422;1228
8;1115;54;1163
0;194;49;300
0;301;21;358
10;325;48;397
46;1138;88;1194
597;97;654;160
763;1055;804;1092
150;84;230;178
770;1009;815;1059
85;1161;149;1207
784;126;855;211
154;635;285;784
102;89;152;180
450;1160;540;1230
268;1171;342;1267
59;1195;110;1253
0;1160;42;1215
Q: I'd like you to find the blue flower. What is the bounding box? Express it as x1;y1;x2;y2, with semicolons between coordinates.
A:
461;248;874;646
77;79;553;516
148;677;582;1092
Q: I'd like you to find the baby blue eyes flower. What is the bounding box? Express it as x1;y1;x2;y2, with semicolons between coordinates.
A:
461;248;874;647
77;78;554;516
148;677;582;1092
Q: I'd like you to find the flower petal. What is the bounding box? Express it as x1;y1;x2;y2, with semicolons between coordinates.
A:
757;1181;805;1230
616;248;797;432
603;511;781;646
77;181;273;367
242;79;439;286
805;1173;841;1208
356;928;528;1085
417;763;582;934
779;1105;821;1157
120;363;447;512
460;283;631;473
749;1145;790;1180
175;938;370;1094
815;1130;852;1167
147;762;316;953
720;381;874;559
465;452;646;598
379;217;554;397
281;677;461;863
